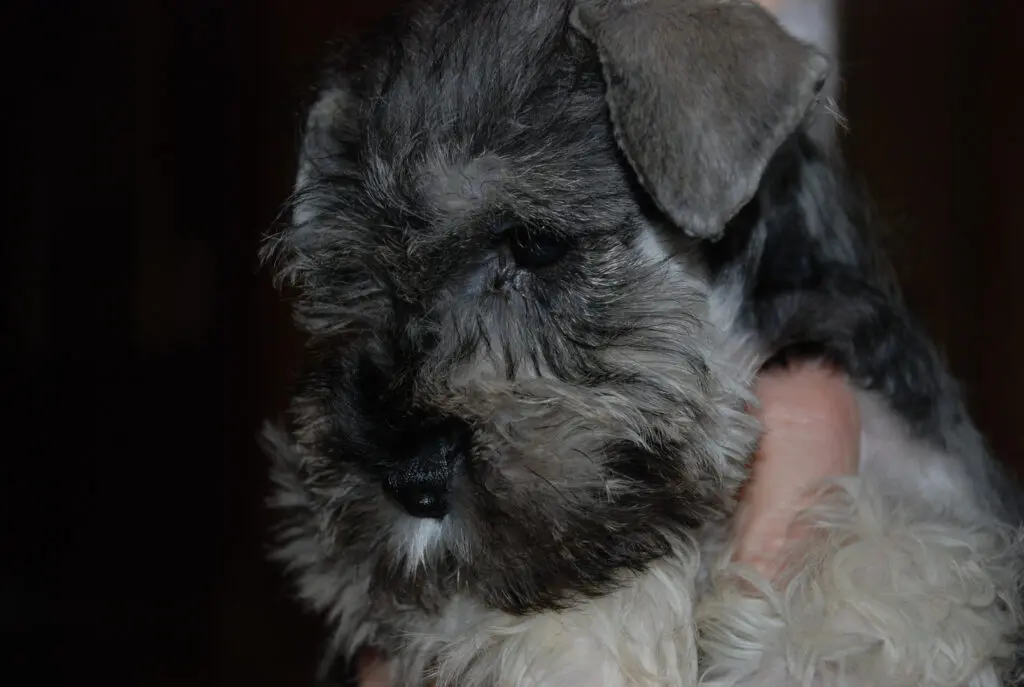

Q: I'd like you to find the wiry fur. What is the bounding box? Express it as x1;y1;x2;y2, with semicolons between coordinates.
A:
260;0;1024;684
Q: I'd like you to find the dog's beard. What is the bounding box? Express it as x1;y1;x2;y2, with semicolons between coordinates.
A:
267;228;761;618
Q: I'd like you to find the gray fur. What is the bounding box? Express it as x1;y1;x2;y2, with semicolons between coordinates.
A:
571;0;829;239
260;0;1024;684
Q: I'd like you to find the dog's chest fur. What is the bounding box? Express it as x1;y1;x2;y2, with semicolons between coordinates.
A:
262;1;1024;685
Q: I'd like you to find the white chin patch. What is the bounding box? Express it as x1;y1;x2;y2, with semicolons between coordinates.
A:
393;517;445;573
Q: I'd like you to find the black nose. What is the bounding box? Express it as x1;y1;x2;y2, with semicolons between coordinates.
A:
383;420;471;519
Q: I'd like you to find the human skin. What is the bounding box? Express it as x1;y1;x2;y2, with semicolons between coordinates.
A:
732;361;861;578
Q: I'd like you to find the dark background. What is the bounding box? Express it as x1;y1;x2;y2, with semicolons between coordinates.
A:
4;1;1022;684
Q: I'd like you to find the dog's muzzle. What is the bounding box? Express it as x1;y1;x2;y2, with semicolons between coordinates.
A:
383;419;472;519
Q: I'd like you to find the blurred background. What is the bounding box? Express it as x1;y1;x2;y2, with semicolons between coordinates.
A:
4;0;1022;684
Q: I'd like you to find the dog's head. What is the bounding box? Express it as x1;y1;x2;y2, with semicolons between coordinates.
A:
263;0;829;617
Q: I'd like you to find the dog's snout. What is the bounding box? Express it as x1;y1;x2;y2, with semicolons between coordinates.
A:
383;420;471;519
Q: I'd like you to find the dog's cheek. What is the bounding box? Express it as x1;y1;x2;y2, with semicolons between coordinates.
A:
266;434;400;621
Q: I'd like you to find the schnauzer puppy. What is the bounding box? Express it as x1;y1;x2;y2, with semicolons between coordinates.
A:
261;0;1024;684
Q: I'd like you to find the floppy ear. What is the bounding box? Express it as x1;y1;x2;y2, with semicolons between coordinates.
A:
296;78;363;191
571;0;830;240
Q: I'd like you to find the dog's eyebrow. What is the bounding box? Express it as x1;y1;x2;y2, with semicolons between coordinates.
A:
420;154;508;215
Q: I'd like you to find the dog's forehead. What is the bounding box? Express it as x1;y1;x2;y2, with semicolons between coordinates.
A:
416;154;508;217
348;0;629;226
363;0;575;134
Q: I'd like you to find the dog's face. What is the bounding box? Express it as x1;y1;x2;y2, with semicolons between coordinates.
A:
265;0;829;617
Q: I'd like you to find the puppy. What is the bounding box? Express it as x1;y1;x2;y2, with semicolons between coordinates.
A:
260;0;1024;684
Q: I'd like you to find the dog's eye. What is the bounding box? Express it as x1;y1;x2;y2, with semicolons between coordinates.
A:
502;223;571;270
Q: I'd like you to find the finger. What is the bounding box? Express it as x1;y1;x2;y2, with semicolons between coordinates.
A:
733;361;860;579
357;652;393;687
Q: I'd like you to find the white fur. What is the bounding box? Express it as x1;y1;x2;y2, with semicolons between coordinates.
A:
698;452;1022;687
397;537;704;687
392;517;446;574
692;393;1022;687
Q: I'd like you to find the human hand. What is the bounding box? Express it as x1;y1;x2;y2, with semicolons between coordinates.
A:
356;650;393;687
